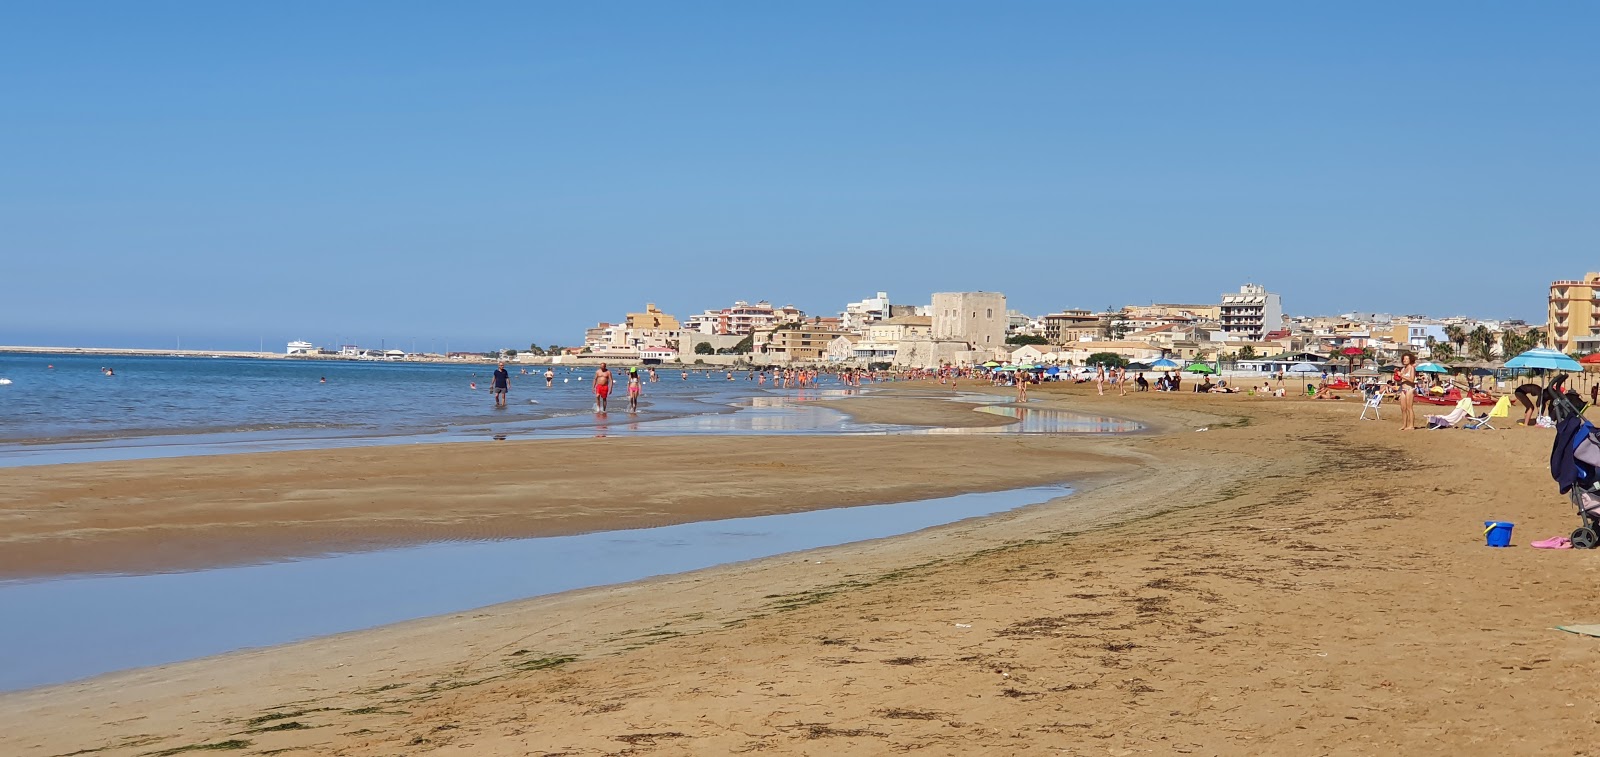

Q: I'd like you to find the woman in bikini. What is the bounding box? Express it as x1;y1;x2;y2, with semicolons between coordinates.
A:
1396;353;1418;431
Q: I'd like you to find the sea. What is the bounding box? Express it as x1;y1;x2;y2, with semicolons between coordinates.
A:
0;352;835;464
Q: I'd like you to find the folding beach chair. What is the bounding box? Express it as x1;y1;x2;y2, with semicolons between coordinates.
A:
1359;391;1383;421
1466;395;1512;430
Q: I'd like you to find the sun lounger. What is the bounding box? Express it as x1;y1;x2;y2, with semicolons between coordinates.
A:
1465;395;1512;430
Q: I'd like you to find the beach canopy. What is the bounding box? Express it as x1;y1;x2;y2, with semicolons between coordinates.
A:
1416;362;1450;374
1150;358;1180;369
1580;353;1600;365
1184;363;1215;374
1286;362;1322;374
1504;348;1582;372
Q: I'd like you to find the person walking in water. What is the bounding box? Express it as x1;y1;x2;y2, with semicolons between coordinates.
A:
593;362;613;412
627;367;642;412
1396;353;1418;431
544;368;554;388
491;362;510;407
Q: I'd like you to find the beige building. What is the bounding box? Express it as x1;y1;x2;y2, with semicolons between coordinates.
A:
866;315;932;343
1042;309;1101;343
626;303;680;332
1550;273;1600;353
754;324;844;363
932;292;1006;349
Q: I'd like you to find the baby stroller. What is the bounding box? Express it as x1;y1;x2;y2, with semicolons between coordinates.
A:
1548;390;1600;548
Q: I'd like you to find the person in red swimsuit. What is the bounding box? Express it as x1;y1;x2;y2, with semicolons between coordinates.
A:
593;362;613;412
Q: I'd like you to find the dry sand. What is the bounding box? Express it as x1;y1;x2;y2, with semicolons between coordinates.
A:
4;386;1600;756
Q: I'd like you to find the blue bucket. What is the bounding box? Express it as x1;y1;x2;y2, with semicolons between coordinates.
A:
1484;521;1514;548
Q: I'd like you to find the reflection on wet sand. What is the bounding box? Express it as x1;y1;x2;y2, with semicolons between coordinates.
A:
0;485;1071;692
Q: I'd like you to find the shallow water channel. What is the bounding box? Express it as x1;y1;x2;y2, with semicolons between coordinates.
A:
0;484;1072;692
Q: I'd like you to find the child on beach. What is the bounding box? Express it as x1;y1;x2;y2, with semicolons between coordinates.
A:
627;368;642;412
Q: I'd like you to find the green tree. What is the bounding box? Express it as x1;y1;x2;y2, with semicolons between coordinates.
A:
504;349;517;358
1006;334;1050;346
1443;324;1466;352
1085;352;1128;368
1238;345;1258;360
694;342;715;355
1099;308;1129;340
732;335;754;354
1429;339;1455;362
1468;325;1495;361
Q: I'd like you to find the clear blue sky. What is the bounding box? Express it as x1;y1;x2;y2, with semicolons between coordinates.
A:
2;2;1595;351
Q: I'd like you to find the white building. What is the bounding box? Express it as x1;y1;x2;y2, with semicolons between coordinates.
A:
841;292;893;332
1219;284;1284;341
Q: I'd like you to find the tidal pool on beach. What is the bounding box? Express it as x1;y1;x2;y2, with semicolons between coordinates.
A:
0;485;1072;692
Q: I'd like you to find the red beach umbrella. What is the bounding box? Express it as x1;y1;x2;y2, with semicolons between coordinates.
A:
1340;346;1366;374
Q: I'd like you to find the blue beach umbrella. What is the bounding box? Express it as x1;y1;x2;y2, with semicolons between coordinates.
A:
1045;366;1060;375
1415;362;1450;374
1504;348;1582;372
1150;358;1180;370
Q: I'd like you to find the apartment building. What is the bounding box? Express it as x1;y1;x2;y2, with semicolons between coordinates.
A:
1549;273;1600;353
1218;284;1284;341
1042;309;1101;343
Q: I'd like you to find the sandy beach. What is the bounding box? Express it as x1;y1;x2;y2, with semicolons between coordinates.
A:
4;385;1599;755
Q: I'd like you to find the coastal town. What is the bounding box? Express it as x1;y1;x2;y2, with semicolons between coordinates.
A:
264;275;1593;374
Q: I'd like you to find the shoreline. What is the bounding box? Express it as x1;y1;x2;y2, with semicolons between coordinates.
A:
0;394;1143;581
9;386;1594;754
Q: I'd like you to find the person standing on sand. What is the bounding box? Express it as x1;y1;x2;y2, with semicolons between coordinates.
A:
1095;365;1106;396
594;363;613;412
1117;365;1127;396
1396;353;1418;430
491;362;510;407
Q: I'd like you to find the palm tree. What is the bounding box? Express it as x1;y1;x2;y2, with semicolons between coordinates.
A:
1468;325;1495;361
1443;324;1466;352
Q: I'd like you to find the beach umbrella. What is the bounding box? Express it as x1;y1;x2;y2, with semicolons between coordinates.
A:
1184;363;1215;374
1504;348;1581;372
1415;362;1450;374
1340;346;1366;375
1580;353;1600;365
1151;358;1180;369
982;361;1000;368
1287;362;1322;374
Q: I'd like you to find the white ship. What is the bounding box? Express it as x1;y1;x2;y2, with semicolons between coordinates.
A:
286;340;316;355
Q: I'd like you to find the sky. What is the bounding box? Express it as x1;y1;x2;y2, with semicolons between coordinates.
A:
2;2;1596;351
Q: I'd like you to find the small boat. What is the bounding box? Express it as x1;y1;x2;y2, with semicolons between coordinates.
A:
1416;390;1496;407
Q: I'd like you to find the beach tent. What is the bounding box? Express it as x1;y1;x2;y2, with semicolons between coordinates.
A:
1505;348;1581;372
1184;363;1215;374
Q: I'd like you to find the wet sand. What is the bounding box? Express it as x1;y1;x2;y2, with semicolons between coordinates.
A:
0;422;1135;580
5;386;1600;755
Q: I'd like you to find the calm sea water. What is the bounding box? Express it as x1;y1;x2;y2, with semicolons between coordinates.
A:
0;353;778;448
